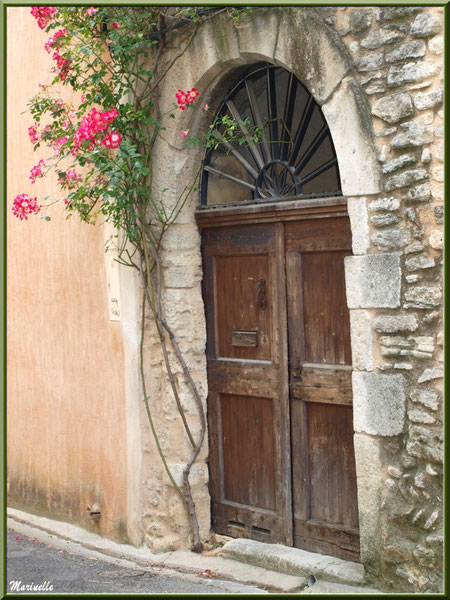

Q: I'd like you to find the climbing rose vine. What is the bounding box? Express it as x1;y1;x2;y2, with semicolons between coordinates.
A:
13;4;260;555
13;6;219;226
12;194;40;220
176;88;199;110
30;6;57;30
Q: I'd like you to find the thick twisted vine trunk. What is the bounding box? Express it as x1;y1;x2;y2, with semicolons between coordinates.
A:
138;225;206;552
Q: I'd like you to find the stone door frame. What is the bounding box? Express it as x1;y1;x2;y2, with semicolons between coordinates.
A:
125;8;403;574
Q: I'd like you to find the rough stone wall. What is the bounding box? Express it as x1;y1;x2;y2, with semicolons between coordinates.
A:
137;6;444;592
320;6;444;593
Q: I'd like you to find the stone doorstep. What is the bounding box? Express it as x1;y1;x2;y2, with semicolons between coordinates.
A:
220;538;366;586
7;508;383;594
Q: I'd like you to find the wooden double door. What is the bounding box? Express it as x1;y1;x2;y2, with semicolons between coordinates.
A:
201;211;360;562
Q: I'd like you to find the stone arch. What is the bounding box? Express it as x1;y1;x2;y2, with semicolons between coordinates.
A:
166;7;380;197
143;6;385;564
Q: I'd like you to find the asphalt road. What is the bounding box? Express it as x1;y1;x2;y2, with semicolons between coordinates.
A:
6;528;263;595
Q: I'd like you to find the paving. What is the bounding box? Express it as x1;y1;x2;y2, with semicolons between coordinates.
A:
7;508;385;595
6;529;263;595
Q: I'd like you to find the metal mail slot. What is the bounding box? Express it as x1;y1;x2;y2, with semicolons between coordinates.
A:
231;330;258;347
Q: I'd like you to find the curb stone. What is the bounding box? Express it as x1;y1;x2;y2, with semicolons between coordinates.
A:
7;508;385;594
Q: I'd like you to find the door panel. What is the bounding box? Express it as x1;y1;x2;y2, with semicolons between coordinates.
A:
202;224;291;544
307;403;359;529
202;215;359;560
215;254;271;361
286;217;359;561
221;393;276;510
301;251;352;365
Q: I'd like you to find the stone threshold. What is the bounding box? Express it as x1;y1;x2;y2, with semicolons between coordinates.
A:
7;507;384;594
220;538;365;585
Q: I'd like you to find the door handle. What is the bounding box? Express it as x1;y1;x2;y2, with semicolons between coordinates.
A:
256;278;267;310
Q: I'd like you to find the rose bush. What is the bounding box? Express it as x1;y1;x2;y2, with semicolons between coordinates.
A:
13;5;260;552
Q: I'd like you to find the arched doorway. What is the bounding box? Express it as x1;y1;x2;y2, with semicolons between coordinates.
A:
196;63;359;562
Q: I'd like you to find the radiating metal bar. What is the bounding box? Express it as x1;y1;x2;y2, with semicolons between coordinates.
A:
280;73;297;162
245;79;271;163
288;96;315;167
294;125;329;175
300;157;337;185
226;100;265;169
221;139;259;179
203;165;256;191
267;67;279;161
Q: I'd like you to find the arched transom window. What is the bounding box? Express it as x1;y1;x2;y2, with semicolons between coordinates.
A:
201;64;342;206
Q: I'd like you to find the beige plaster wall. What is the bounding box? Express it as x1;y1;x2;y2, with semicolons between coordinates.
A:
7;7;130;542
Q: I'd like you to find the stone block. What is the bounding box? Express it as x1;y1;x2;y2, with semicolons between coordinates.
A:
238;8;282;62
405;207;418;225
404;286;442;309
405;183;431;203
373;314;418;333
384;168;427;192
349;310;373;371
322;77;380;195
375;126;396;138
435;139;444;162
390;121;434;148
347;198;370;255
410;12;442;38
162;225;201;252
414;88;443;110
360;30;384;49
405;255;435;271
381;25;408;45
376;7;421;21
274;9;351;105
344;253;401;308
372;92;413;124
386;40;426;63
382;154;417;175
370;213;399;228
164;549;307;593
365;81;386;95
408;409;435;424
432;165;444;182
421;147;431;163
407;424;443;463
353;372;405;436
418;366;443;383
220;538;365;585
353;434;383;572
428;35;443;54
368;197;400;212
354;53;384;72
387;61;440;87
164;266;202;289
379;335;412;348
361;26;407;49
405;274;420;284
429;230;443;250
372;227;412;250
348;9;373;32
